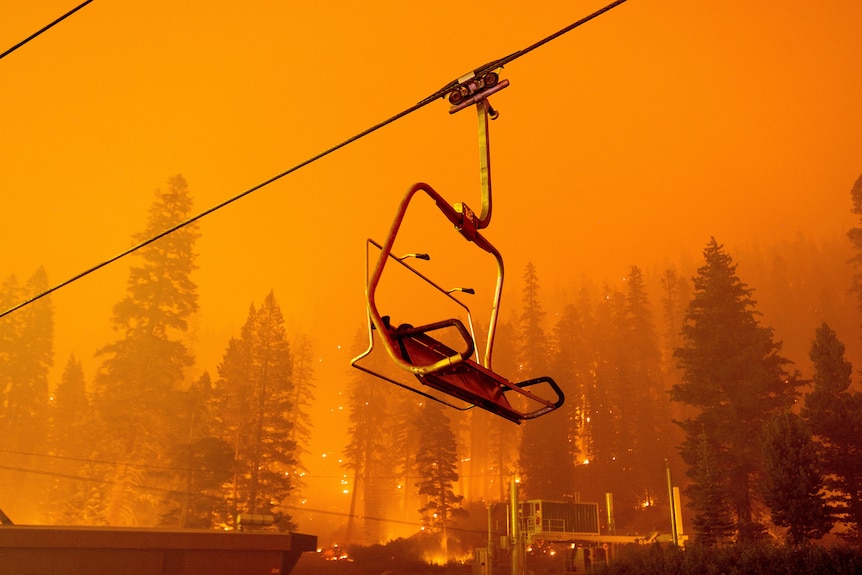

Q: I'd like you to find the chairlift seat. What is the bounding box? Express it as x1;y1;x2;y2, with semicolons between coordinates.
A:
389;322;556;424
353;182;564;423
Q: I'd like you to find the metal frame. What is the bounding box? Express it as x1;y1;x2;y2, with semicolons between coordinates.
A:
350;182;564;422
350;70;564;422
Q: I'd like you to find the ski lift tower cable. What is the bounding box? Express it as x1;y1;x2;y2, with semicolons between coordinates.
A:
0;0;629;320
0;0;96;61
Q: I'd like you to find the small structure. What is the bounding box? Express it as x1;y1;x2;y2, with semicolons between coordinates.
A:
521;500;601;540
0;525;317;575
477;494;685;575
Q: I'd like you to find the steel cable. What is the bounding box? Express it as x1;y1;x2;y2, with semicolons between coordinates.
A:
1;0;629;319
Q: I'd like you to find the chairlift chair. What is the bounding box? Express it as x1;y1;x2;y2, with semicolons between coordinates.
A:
351;70;563;423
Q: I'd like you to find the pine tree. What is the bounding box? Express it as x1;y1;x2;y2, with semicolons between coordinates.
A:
686;426;735;546
579;286;626;504
389;389;423;520
518;262;548;375
45;354;107;527
160;371;235;529
49;355;88;454
214;292;297;530
0;268;53;453
802;323;862;542
760;409;832;544
517;263;572;499
46;354;92;524
415;400;466;559
621;266;667;507
846;174;862;310
0;276;22;436
90;174;199;525
214;324;254;526
288;335;315;505
0;269;54;523
672;238;799;543
547;302;587;496
343;340;393;544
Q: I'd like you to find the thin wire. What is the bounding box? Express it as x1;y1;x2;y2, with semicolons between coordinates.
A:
462;0;629;79
0;446;220;474
0;0;629;320
0;447;505;481
0;0;96;61
0;462;500;534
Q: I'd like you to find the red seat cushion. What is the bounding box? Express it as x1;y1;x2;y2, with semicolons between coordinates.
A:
396;330;522;423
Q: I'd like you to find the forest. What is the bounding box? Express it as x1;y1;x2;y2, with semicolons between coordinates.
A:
2;173;862;562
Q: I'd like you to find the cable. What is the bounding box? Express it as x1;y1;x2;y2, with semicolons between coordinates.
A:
459;0;630;81
0;463;498;535
0;447;225;475
0;0;629;320
0;0;96;62
0;447;508;481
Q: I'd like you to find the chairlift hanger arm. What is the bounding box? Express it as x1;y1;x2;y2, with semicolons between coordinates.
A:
445;70;509;231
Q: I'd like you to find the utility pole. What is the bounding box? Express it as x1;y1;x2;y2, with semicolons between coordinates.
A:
487;503;493;571
666;459;679;546
510;477;522;575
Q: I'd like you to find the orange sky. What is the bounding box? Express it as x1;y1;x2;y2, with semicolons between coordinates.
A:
2;0;861;537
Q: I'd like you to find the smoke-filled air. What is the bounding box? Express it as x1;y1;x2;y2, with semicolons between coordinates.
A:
2;0;862;571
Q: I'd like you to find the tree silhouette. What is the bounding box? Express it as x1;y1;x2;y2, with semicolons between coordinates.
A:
214;291;297;530
91;174;199;526
551;302;588;473
620;266;668;507
518;262;549;375
0;268;53;455
0;269;54;522
846;174;862;312
686;426;734;546
49;354;88;455
288;335;316;504
802;323;862;543
46;354;93;524
389;390;423;522
760;409;832;544
517;262;573;499
160;371;235;529
343;337;394;544
415;400;466;559
673;238;799;543
579;285;626;503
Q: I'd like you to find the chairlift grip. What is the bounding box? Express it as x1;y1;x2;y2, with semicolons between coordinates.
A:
448;76;509;230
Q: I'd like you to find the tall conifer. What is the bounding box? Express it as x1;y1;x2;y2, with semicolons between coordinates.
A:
760;409;832;544
673;238;798;543
343;333;393;544
846;174;862;311
415;400;465;559
517;263;572;499
802;323;862;542
91;174;199;525
215;292;296;530
0;268;53;454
